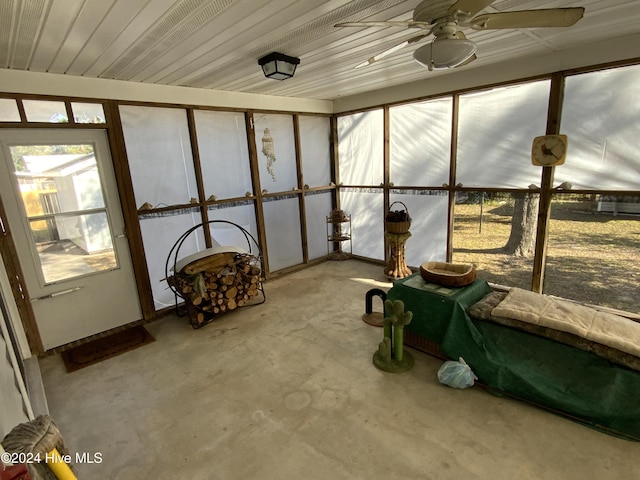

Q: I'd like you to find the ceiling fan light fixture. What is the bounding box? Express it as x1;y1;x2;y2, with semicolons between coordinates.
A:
413;38;476;71
258;52;300;80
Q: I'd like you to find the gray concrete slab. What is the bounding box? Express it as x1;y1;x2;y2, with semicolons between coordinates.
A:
39;260;640;479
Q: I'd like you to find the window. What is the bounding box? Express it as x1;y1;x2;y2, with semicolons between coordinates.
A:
457;81;550;189
558;65;640;190
71;102;105;124
0;98;20;122
22;100;68;123
390;98;452;187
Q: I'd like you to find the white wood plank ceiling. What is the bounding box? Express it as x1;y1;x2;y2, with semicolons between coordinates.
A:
1;0;638;101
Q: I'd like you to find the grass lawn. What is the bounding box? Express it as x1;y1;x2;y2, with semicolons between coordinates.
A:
452;197;640;314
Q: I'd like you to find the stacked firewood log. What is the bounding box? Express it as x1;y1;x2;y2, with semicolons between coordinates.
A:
168;252;262;327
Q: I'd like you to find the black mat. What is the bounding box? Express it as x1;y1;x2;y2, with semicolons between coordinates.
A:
60;325;155;372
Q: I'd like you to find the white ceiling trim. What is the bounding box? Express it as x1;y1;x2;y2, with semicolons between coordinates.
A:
0;68;333;114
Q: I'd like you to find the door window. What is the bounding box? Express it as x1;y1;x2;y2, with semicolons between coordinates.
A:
8;144;118;284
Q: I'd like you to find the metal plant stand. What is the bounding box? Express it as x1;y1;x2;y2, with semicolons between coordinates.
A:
327;210;352;260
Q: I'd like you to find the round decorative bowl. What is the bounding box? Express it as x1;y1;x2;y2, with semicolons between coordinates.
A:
419;261;477;287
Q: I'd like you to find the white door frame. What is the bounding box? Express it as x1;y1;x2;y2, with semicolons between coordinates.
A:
0;129;142;350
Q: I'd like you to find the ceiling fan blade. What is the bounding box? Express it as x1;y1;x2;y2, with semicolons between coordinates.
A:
354;33;430;68
335;20;433;29
470;8;585;30
448;0;496;18
407;33;431;44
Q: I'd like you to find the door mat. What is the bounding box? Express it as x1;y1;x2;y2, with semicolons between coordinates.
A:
61;325;155;372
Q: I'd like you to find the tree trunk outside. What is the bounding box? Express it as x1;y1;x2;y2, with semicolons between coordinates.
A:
503;191;540;257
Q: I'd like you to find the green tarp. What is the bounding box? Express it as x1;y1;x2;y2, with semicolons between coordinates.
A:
387;273;640;441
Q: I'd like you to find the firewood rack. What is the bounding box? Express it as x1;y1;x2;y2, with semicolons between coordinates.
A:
165;220;265;328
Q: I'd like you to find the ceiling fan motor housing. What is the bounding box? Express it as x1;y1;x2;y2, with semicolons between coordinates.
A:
413;0;457;23
432;22;460;38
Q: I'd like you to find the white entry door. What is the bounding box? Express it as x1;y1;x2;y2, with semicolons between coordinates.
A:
0;129;142;350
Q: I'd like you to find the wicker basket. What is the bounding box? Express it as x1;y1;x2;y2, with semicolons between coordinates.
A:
385;201;411;234
419;261;477;287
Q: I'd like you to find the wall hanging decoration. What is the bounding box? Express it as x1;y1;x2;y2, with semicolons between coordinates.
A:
261;128;277;181
531;134;568;166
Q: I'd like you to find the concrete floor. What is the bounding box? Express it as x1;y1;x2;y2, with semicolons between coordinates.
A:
40;260;640;480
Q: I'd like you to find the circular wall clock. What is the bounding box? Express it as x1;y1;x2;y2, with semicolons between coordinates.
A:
531;134;568;166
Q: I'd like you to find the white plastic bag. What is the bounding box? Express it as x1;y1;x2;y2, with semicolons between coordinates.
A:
437;357;477;389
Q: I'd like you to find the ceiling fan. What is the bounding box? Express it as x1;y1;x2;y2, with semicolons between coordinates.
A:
335;0;585;71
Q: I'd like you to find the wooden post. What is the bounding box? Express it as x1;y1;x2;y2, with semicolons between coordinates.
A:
105;101;157;323
245;111;270;278
446;95;460;262
531;73;564;293
383;107;391;264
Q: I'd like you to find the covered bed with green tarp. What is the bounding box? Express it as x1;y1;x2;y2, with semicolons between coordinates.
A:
387;273;640;441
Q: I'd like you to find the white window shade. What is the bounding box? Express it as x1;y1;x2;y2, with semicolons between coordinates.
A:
299;116;331;188
195;110;252;200
140;211;205;310
390;98;452;187
305;192;333;260
558;65;640;190
338;110;383;186
457;81;550;189
389;191;448;268
263;197;303;271
340;188;384;261
206;203;258;252
120;106;198;208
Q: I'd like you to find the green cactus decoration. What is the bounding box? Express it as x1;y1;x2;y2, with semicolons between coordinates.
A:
373;299;414;372
377;337;392;363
